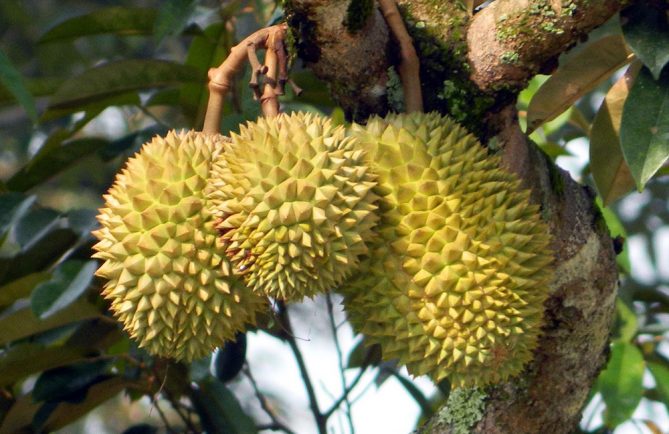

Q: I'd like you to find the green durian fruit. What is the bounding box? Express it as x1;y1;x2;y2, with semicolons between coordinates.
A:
93;130;266;361
207;112;379;301
341;113;553;388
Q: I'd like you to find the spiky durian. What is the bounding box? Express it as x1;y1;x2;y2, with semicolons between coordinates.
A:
93;130;266;361
341;113;553;388
207;112;379;301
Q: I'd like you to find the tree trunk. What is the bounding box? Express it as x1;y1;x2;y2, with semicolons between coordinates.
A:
284;1;624;433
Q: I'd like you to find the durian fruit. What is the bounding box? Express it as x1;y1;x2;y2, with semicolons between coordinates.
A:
341;113;553;388
93;130;267;361
207;112;379;301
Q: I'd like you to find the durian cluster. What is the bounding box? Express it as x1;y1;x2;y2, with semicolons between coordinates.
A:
93;112;552;387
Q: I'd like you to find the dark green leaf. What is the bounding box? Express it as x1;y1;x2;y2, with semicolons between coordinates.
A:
66;209;99;238
0;193;35;238
122;424;159;434
0;298;100;345
13;207;62;250
590;62;640;205
31;260;97;320
7;138;110;192
527;35;633;133
181;22;229;125
41;376;130;432
48;59;201;110
0;49;37;122
0;77;62;106
0;393;41;434
191;377;257;434
0;343;93;387
213;333;246;383
39;7;158;43
648;361;669;412
0;272;50;308
622;5;669;80
620;66;669;190
597;341;644;427
154;0;197;45
40;92;141;122
33;360;110;402
347;339;382;369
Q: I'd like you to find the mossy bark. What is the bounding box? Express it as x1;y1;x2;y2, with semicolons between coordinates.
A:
285;1;627;433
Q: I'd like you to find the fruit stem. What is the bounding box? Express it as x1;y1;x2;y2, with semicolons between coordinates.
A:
202;23;288;135
378;0;424;113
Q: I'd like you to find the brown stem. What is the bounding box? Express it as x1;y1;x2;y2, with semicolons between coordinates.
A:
202;24;287;135
378;0;423;112
260;25;284;118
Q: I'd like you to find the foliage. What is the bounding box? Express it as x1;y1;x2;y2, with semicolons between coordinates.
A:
0;0;668;433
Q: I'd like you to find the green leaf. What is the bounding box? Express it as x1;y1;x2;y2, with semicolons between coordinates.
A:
0;298;100;346
347;339;381;369
594;198;630;274
527;35;633;134
48;59;201;110
41;92;141;122
31;260;97;320
597;341;644;428
0;272;50;308
6;138;110;192
622;5;669;80
590;62;641;205
612;299;637;342
620;66;669;190
39;7;158;43
32;359;110;402
191;377;258;434
0;77;62;106
213;333;246;383
0;343;92;387
0;193;35;237
154;0;197;45
648;361;669;413
181;22;229;125
0;393;41;434
0;49;37;122
42;376;130;432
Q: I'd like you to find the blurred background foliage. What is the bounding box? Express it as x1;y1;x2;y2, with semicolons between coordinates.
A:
0;0;668;433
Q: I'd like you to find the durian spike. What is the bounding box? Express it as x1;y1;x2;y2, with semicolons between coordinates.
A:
203;23;288;134
378;0;423;113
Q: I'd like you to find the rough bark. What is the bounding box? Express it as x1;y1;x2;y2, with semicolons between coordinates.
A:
284;1;625;433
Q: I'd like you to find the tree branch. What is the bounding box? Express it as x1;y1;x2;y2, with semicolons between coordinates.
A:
284;1;624;433
276;302;327;434
466;0;628;91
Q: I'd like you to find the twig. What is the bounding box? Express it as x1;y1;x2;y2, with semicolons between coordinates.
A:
322;365;366;419
244;364;296;434
151;399;178;434
277;302;327;434
325;294;355;433
377;0;423;113
202;23;288;134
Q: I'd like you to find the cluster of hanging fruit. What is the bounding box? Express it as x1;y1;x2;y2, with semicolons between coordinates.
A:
91;8;553;389
92;110;552;388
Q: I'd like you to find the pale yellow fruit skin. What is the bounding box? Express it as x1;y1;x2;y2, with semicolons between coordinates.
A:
207;112;379;301
341;113;553;388
93;130;266;361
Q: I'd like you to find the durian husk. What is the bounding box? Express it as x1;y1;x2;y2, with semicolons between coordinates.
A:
93;130;267;361
341;113;553;388
207;112;379;301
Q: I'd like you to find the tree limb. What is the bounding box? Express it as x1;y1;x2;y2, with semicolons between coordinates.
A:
284;1;625;432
